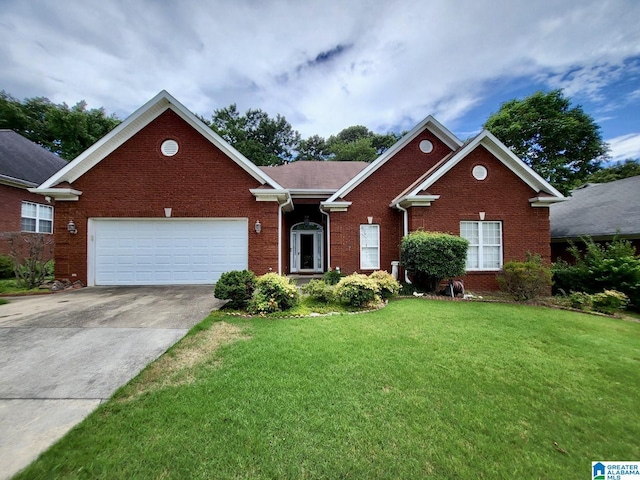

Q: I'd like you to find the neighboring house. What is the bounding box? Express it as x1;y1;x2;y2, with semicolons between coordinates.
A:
0;130;68;255
31;91;564;289
550;176;640;260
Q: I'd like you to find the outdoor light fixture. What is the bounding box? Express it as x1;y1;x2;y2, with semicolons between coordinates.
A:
479;212;486;221
67;220;77;234
254;220;262;234
164;207;172;218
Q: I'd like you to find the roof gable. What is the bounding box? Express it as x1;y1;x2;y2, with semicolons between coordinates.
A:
325;115;463;203
0;130;67;187
393;130;563;205
37;90;284;191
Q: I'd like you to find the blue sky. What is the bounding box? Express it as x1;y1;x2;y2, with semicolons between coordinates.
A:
1;0;639;162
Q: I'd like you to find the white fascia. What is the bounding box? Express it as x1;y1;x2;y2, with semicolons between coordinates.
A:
28;187;82;201
529;196;567;207
319;201;352;212
289;189;335;199
325;115;462;203
250;189;294;212
390;195;440;209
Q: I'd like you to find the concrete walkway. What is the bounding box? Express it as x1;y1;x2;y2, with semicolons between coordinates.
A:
0;286;223;480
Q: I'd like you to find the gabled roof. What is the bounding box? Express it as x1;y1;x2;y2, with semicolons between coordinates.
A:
550;175;640;239
391;130;564;207
0;130;67;188
35;90;284;194
324;115;463;203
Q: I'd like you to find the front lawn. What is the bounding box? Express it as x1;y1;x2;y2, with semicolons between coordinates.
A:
16;299;640;479
0;278;46;296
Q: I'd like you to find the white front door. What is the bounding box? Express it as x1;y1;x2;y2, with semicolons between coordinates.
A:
290;222;323;273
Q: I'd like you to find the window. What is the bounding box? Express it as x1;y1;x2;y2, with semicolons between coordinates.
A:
360;224;380;270
460;221;502;270
21;201;53;234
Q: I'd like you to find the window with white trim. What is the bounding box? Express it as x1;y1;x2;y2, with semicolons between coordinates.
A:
360;224;380;270
21;201;53;234
460;221;502;270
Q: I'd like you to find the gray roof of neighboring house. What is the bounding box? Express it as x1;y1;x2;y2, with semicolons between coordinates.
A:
550;175;640;239
0;130;67;187
260;161;368;190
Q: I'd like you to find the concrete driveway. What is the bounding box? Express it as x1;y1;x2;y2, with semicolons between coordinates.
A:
0;286;224;480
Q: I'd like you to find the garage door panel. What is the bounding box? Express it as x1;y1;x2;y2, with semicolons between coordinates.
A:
93;219;248;285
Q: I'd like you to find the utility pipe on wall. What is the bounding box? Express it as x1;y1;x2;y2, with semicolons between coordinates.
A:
395;204;412;284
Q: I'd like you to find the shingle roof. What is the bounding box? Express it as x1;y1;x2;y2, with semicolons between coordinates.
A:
0;130;67;187
550;175;640;239
259;161;368;190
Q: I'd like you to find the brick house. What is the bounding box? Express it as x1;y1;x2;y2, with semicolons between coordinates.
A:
32;91;564;289
0;130;67;255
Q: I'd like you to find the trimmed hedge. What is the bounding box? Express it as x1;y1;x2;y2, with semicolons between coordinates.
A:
214;270;256;309
248;273;299;314
400;231;468;292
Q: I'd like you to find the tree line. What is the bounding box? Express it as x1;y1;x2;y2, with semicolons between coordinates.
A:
2;89;638;195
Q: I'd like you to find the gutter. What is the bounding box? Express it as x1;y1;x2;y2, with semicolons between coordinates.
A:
320;205;330;270
278;193;293;275
394;204;412;284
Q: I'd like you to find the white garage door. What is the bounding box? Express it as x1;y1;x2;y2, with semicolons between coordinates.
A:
92;219;248;285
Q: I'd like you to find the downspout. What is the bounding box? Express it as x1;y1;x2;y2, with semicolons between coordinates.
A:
278;193;293;275
395;204;412;284
320;206;330;270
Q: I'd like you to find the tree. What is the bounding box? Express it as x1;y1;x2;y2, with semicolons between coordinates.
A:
0;91;120;160
582;159;640;184
483;90;608;194
325;125;399;162
206;104;300;166
296;135;330;161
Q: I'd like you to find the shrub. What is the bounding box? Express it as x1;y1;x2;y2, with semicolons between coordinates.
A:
301;279;335;303
591;290;629;315
568;291;593;310
0;255;14;279
369;270;400;300
248;273;299;314
497;253;553;301
214;270;256;309
553;236;640;310
335;273;380;307
400;231;469;292
323;269;344;286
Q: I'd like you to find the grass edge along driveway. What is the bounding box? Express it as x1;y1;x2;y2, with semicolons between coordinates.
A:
15;299;640;480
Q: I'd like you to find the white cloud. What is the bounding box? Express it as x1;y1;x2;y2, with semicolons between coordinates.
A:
607;133;640;162
1;0;639;139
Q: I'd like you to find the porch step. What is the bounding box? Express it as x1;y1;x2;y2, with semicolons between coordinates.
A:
287;274;323;286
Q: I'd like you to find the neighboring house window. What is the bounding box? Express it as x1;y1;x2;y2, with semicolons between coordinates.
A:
460;221;502;270
21;201;53;234
360;224;380;270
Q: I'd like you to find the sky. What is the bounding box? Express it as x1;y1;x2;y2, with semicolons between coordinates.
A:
1;0;639;162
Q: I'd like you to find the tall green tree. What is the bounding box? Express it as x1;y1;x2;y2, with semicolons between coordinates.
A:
0;91;120;160
326;125;399;162
483;90;608;194
297;135;330;161
206;104;300;166
582;159;640;184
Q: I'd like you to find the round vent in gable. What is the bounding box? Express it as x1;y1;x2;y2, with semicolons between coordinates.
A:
472;165;488;180
419;139;434;154
161;139;179;157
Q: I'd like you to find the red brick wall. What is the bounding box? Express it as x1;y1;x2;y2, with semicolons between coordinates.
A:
408;146;550;291
330;140;551;292
0;184;56;256
331;131;454;275
53;109;279;284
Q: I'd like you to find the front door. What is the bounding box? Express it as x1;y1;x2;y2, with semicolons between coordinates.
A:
290;222;323;273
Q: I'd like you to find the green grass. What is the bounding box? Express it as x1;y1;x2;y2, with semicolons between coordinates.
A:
0;278;46;295
15;299;640;479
